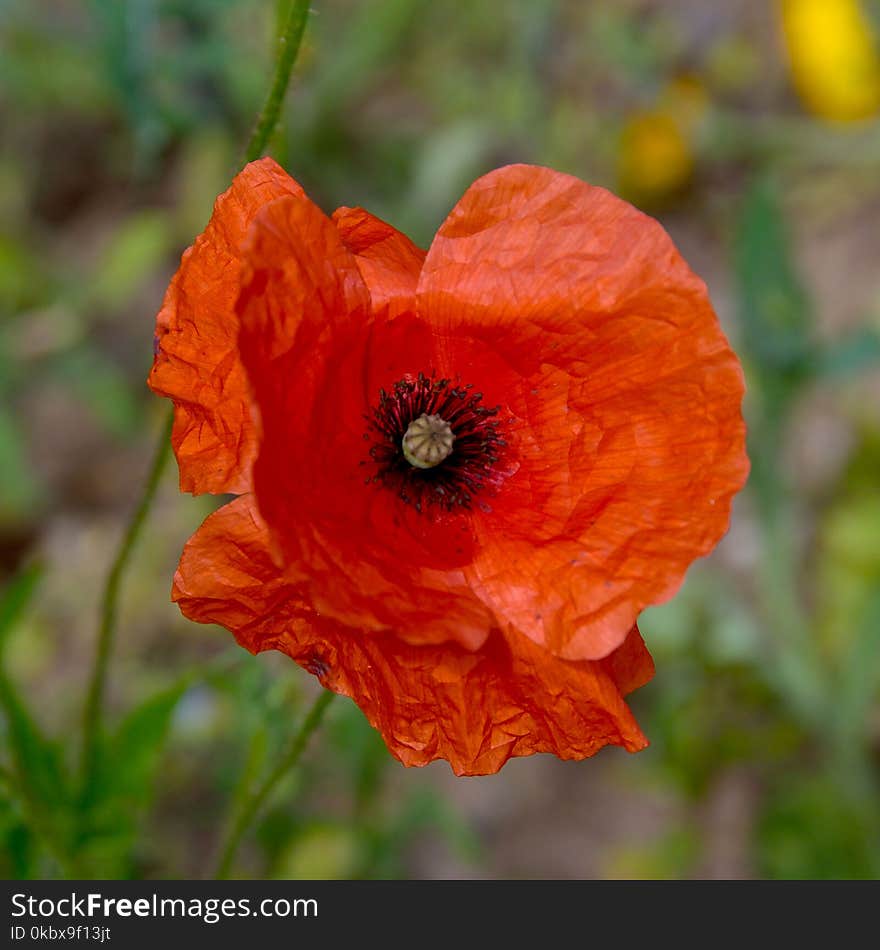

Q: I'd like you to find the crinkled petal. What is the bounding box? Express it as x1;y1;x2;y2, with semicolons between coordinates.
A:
149;157;304;494
332;206;426;319
237;197;495;651
418;164;749;660
173;496;653;776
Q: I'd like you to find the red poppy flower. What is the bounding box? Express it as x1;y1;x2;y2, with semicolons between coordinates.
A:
150;158;748;776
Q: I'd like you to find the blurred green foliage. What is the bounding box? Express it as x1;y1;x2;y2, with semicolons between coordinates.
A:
1;0;879;880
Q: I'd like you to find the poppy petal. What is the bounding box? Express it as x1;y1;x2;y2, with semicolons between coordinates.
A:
418;164;749;660
332;206;426;319
149;157;304;495
236;197;494;650
173;495;653;776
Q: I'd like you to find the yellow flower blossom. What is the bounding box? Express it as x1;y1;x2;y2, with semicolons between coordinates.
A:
617;76;708;207
780;0;880;121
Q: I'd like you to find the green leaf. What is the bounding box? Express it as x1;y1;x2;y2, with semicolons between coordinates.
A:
83;683;189;851
74;682;189;877
734;176;814;384
107;684;188;798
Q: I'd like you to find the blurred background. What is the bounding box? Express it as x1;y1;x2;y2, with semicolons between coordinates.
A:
2;0;880;880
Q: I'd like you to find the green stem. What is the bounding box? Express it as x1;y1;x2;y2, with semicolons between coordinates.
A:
243;0;312;164
215;689;335;879
80;409;174;794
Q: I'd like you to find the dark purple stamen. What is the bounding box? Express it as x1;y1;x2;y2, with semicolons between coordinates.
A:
363;372;509;513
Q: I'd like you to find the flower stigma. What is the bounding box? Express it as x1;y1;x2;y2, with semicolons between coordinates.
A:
402;413;455;469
